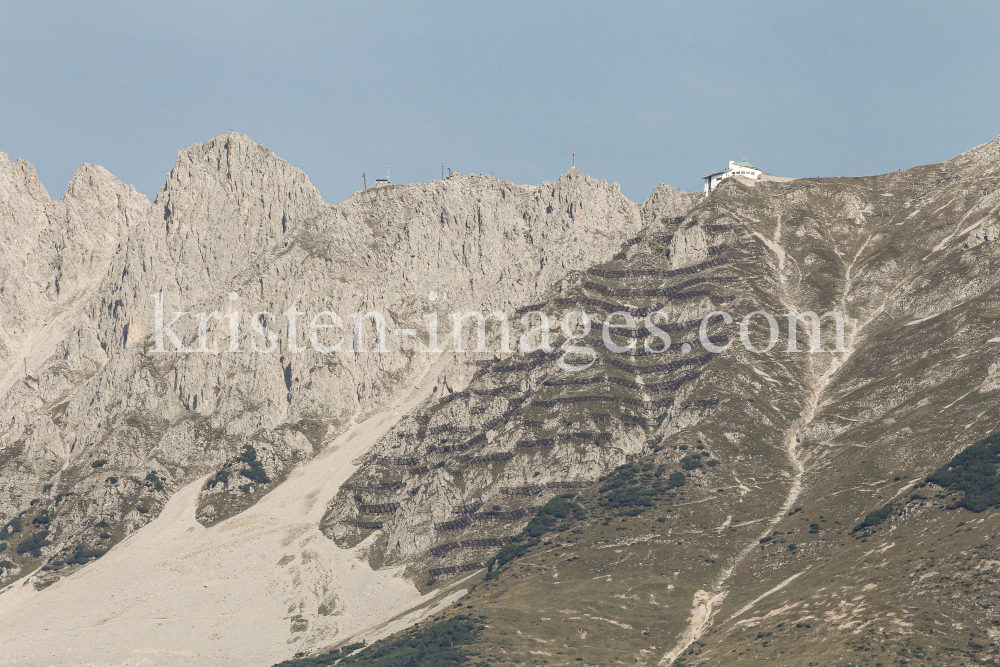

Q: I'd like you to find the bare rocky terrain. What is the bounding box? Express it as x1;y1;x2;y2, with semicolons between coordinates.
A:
1;133;999;666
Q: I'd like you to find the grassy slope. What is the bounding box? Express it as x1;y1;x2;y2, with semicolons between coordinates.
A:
296;142;1000;666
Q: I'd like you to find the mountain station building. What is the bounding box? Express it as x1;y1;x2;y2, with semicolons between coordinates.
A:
703;159;761;194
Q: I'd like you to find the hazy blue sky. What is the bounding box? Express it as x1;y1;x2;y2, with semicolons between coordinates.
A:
2;2;998;204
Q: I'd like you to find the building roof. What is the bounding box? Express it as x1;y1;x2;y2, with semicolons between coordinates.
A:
702;158;760;180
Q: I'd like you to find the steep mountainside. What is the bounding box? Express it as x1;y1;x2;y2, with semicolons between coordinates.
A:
1;134;999;667
287;138;1000;667
0;135;654;664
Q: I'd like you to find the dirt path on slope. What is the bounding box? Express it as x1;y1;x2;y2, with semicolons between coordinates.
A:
659;220;861;665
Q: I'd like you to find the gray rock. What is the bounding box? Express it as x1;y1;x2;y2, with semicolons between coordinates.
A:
0;134;643;581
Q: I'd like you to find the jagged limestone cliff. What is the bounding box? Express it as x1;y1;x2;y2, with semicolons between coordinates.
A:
0;135;665;664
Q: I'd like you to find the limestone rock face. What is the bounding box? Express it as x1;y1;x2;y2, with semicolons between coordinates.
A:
0;156;147;368
640;183;699;226
0;135;643;591
966;221;999;248
981;360;1000;393
669;220;708;269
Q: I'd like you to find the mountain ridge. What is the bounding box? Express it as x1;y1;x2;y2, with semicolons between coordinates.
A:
1;134;999;666
0;134;673;665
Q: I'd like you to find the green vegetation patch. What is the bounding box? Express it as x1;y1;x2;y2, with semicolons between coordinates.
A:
206;445;271;490
852;502;895;533
4;517;23;535
340;615;483;666
145;471;165;491
680;454;704;471
66;543;106;565
207;469;230;488
486;494;586;579
598;462;686;514
16;530;50;557
238;445;271;484
272;641;365;667
524;495;586;538
274;614;485;667
926;431;1000;512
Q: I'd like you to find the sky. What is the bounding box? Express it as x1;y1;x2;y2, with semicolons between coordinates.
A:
2;2;999;205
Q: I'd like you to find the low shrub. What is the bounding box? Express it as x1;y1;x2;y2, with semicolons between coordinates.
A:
524;495;585;538
67;543;107;565
680;455;703;471
271;639;366;666
598;464;685;514
240;463;270;484
237;446;271;484
333;615;482;667
208;469;230;488
852;503;894;533
17;530;51;557
486;539;537;579
486;495;586;579
926;431;1000;512
237;445;259;464
145;472;165;491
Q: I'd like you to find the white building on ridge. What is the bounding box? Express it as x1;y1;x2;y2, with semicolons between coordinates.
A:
703;158;761;194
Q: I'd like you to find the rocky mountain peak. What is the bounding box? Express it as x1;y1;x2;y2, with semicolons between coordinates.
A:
951;133;1000;171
